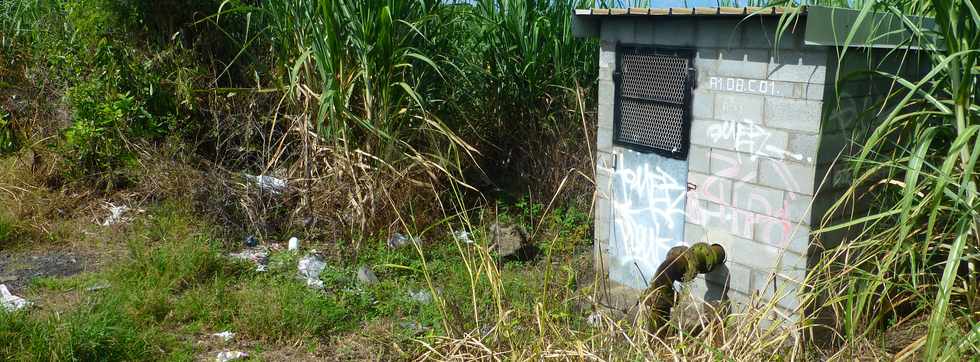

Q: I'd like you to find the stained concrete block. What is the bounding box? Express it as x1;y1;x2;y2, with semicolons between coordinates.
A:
715;49;769;79
597;126;613;151
758;159;816;195
755;272;802;311
689;144;710;173
753;215;810;255
595;210;610;247
726;262;755;295
599;42;616;74
692;89;714;119
715;93;765;123
729;237;806;277
686;198;707;225
803;83;825;101
783;192;814;225
598;79;615;108
684;222;705;243
689;260;752;303
691;119;736;151
688;172;733;205
722;236;770;269
768;50;828;84
701;202;754;240
594;240;611;275
594;197;611;240
786;132;819;165
710;149;759;183
596;150;616;171
734;123;789;159
595;167;615;201
765;97;822;133
701;74;799;99
732;182;785;217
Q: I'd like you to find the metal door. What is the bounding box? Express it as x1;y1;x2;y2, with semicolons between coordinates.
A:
608;47;695;289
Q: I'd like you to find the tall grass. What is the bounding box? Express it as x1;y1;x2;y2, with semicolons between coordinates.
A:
259;0;596;192
793;0;980;359
263;0;454;157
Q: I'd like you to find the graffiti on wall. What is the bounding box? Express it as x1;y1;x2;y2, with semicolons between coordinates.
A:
688;115;811;252
609;150;688;289
706;118;813;163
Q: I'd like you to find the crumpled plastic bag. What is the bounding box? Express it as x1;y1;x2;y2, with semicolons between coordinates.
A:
452;230;474;244
211;331;235;342
216;350;248;362
0;284;30;311
244;174;287;194
387;232;420;249
297;254;326;289
100;202;142;226
229;247;270;272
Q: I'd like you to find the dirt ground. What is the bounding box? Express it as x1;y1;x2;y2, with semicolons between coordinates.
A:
0;249;92;293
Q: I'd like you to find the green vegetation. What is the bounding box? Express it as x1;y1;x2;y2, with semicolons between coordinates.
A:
0;214;14;244
795;0;980;359
0;0;977;360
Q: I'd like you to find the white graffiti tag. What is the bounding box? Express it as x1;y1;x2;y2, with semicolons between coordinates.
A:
609;158;689;288
616;164;686;228
706;118;812;163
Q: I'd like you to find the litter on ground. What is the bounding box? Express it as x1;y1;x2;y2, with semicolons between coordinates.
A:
100;202;142;226
244;174;287;194
297;254;326;289
452;230;474;244
211;331;235;342
215;350;248;362
1;284;31;312
387;232;420;249
228;247;270;272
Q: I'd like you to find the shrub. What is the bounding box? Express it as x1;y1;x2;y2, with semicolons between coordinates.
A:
61;80;142;186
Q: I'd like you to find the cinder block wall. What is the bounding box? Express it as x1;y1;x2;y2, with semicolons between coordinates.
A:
593;16;856;318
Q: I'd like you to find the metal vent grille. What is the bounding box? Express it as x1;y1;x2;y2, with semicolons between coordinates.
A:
614;47;693;158
621;52;689;104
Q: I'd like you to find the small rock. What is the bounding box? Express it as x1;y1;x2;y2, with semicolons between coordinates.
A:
356;265;379;286
489;222;528;257
216;350;248;362
0;275;17;283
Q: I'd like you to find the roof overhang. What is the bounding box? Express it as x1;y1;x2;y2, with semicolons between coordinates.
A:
573;6;937;50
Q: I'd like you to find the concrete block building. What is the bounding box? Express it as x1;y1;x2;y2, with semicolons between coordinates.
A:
575;6;929;320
